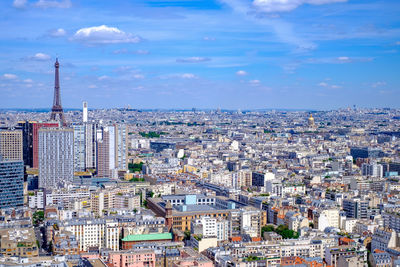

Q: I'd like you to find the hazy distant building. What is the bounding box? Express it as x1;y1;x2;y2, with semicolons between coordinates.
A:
0;158;24;209
308;114;315;127
150;141;175;152
38;128;73;189
0;129;23;161
350;147;383;159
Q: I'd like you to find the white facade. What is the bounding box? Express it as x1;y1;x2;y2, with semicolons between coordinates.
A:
64;219;120;251
38;128;74;189
28;191;45;209
82;101;88;123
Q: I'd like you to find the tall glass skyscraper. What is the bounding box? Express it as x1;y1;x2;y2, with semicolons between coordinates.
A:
0;158;24;208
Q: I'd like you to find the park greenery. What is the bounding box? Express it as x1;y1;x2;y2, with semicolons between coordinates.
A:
261;224;299;239
139;131;167;138
128;162;143;173
32;210;44;225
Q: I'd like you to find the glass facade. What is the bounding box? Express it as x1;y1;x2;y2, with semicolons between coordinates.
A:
0;160;24;208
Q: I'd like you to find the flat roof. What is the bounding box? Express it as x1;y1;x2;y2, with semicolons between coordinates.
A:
122;233;173;242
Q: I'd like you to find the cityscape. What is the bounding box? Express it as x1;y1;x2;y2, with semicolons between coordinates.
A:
1;0;400;267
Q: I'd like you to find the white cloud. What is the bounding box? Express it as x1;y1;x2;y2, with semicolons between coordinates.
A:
249;79;261;86
13;0;27;8
159;73;199;79
23;79;33;83
135;50;150;55
318;81;341;88
132;74;144;79
337;56;351;62
113;49;150;55
318;82;328;87
252;0;347;13
236;70;248;76
34;0;71;8
48;28;66;37
396;41;400;45
98;75;109;81
2;74;18;80
203;37;216;41
72;25;141;45
220;0;317;51
181;73;198;79
176;57;211;63
371;81;387;88
88;84;97;89
28;53;51;61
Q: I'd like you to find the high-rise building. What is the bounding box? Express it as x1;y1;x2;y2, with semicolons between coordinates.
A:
73;125;85;172
0;129;23;161
97;127;110;178
73;123;97;172
82;101;88;123
38;128;73;189
18;121;34;167
85;123;97;170
114;124;128;172
32;122;59;168
0;157;24;209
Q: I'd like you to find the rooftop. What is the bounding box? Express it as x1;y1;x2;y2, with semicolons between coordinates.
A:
122;232;173;242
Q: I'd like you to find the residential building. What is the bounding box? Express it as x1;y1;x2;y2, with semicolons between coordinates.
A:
38;127;74;189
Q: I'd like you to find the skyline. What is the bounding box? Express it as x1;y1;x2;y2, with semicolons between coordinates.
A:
0;0;400;110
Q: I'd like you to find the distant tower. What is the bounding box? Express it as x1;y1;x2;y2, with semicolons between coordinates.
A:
50;58;66;125
165;201;173;231
308;114;315;128
83;101;88;123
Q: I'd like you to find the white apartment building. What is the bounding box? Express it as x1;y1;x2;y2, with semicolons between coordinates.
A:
38;128;73;189
313;208;340;231
63;219;120;251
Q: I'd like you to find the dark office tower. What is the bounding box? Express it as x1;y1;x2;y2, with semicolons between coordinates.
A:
50;58;66;125
18;121;34;167
0;157;24;209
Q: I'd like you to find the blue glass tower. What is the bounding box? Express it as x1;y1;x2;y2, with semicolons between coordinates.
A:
0;158;24;208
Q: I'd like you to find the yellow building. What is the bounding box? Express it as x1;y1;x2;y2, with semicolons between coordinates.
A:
0;129;23;161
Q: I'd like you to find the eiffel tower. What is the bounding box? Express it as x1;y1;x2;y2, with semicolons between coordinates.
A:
50;58;66;125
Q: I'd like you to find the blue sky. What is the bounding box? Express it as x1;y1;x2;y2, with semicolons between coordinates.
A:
0;0;399;110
